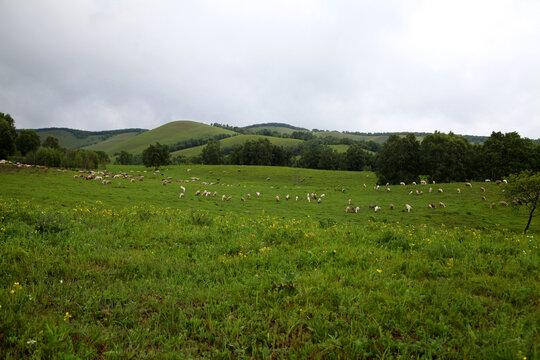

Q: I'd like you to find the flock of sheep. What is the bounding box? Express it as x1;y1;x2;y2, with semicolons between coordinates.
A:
67;167;512;214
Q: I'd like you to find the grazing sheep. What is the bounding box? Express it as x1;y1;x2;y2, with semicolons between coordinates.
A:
415;190;420;195
503;179;508;184
482;196;486;201
400;182;406;185
117;182;121;187
226;196;232;201
386;182;390;186
222;195;226;201
490;203;496;209
438;188;444;193
307;194;311;203
405;204;412;213
429;187;433;193
499;201;508;206
345;206;351;213
286;194;290;200
389;204;394;210
363;184;367;188
496;180;502;185
466;182;472;188
433;181;436;184
341;188;346;193
180;185;186;192
457;188;461;194
256;192;260;198
130;178;135;183
386;187;391;192
295;196;299;201
213;191;217;197
369;204;376;209
409;191;413;195
348;199;352;205
241;197;245;202
317;198;322;204
428;204;434;209
355;206;360;213
275;196;280;202
480;187;486;192
195;190;201;196
95;176;103;181
412;182;417;185
247;194;251;200
179;193;185;198
421;180;427;185
439;202;446;208
374;206;381;212
485;179;491;182
266;177;271;181
320;194;325;198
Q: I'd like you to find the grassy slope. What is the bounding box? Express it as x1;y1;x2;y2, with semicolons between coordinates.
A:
315;131;427;144
0;165;537;358
103;121;237;155
245;125;308;135
82;132;142;152
171;135;303;158
35;129;105;149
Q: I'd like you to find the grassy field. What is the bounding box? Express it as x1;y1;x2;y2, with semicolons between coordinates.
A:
171;136;304;158
0;164;538;358
101;121;236;156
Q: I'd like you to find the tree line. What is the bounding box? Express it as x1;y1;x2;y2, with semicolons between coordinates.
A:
1;112;109;169
375;132;540;184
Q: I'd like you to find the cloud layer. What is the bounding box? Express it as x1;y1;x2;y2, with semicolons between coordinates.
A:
1;1;539;138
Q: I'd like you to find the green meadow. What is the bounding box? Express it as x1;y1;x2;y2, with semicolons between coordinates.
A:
0;164;538;359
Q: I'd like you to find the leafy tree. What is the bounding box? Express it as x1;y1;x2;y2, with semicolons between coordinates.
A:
95;151;110;167
35;147;63;167
0;113;17;159
481;132;535;180
142;142;171;168
343;144;369;171
375;134;420;184
201;140;223;165
504;171;540;234
115;151;134;165
420;132;474;182
16;129;41;156
42;135;60;149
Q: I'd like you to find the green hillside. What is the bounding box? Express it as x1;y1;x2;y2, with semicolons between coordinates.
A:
102;121;237;155
171;135;303;158
84;132;143;152
244;123;309;135
33;128;147;149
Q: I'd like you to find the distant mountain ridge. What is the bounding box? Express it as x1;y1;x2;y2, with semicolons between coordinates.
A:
29;121;508;158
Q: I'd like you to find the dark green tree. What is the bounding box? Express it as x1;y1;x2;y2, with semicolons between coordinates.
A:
481;132;535;180
201;140;223;165
420;132;474;183
16;129;41;156
142;142;171;168
42;135;60;149
375;134;420;184
504;171;540;234
35;147;63;167
343;144;369;171
0;113;17;159
115;151;134;165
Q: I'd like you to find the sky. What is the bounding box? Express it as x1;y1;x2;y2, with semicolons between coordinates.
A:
1;1;539;138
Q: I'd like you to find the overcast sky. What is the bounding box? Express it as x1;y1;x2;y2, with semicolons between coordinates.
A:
1;1;539;138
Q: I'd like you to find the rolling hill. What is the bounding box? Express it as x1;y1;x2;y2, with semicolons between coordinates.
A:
87;121;237;155
33;128;147;149
243;122;309;135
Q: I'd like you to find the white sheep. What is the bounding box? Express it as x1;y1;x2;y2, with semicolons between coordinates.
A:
180;185;186;192
179;193;185;198
400;182;406;185
348;199;352;205
275;196;280;202
221;195;226;201
295;196;299;201
317;198;322;204
374;206;381;212
389;204;394;210
499;201;508;206
345;206;351;213
195;190;201;196
256;192;260;198
386;188;391;192
286;194;290;200
457;188;461;194
480;187;486;192
405;204;412;213
439;202;446;208
490;203;496;209
429;187;433;193
466;182;472;188
355;206;360;213
438;188;444;193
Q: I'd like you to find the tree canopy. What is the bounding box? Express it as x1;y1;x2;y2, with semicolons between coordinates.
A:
376;134;420;184
16;129;41;156
504;171;540;234
142;142;171;168
0;113;17;159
